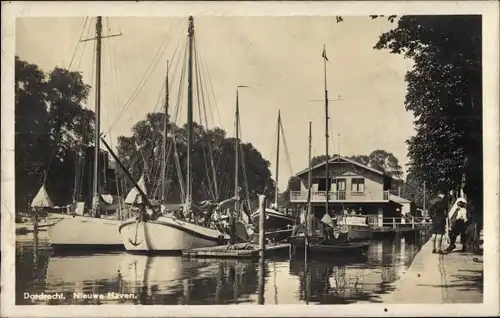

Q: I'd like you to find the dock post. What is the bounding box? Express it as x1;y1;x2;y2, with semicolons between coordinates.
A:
411;217;415;229
392;217;396;229
230;215;236;245
258;256;265;304
33;207;39;235
258;195;267;259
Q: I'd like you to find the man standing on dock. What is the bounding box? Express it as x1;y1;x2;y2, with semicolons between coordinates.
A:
445;198;468;253
428;189;448;254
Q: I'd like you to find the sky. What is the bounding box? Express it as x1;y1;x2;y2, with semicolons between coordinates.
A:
16;16;416;191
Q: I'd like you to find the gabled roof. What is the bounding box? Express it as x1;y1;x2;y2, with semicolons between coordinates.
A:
295;155;391;179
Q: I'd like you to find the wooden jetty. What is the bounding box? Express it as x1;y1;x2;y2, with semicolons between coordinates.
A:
182;242;290;259
183;195;290;259
367;216;431;233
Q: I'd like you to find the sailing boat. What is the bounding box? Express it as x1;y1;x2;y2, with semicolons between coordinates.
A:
231;85;254;243
47;17;123;251
251;111;294;241
289;47;369;255
118;17;228;252
25;183;58;232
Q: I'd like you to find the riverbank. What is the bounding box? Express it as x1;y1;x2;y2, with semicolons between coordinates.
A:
380;238;483;303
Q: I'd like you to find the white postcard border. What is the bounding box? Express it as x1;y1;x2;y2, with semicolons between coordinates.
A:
1;1;499;317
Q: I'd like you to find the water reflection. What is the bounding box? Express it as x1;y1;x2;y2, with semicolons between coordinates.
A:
16;232;426;305
287;236;424;304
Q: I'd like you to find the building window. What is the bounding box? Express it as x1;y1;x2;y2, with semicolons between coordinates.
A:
336;178;346;191
317;178;333;191
351;178;365;193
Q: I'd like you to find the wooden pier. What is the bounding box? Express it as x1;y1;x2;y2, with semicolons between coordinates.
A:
183;195;291;259
182;242;290;259
369;216;431;232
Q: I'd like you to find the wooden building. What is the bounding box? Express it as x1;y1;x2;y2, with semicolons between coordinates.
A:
289;155;403;223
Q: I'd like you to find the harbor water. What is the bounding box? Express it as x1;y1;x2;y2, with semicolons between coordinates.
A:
16;231;429;305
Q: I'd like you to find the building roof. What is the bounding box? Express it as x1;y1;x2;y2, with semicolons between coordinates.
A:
295;155;391;178
390;194;412;204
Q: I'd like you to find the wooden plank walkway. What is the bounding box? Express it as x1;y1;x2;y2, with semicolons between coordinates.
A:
182;242;290;259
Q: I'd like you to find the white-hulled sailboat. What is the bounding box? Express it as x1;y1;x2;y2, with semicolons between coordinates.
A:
47;17;123;251
118;17;230;252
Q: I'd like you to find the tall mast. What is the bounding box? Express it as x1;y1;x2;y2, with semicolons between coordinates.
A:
161;60;169;205
306;121;313;255
186;16;194;210
274;110;281;207
323;47;330;216
235;89;240;218
92;16;103;215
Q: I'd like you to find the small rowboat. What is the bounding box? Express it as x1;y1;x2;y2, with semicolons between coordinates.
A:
308;241;370;255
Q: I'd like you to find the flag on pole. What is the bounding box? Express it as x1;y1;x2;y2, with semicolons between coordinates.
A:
322;45;329;62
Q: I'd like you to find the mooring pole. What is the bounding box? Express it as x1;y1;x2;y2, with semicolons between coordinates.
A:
33;207;39;252
259;194;267;259
258;255;265;304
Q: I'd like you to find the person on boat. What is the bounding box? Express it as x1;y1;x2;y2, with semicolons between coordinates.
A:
445;197;468;253
428;188;449;254
320;212;339;240
397;208;406;225
191;200;216;226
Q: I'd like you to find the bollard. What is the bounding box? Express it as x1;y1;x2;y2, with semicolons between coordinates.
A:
258;195;267;259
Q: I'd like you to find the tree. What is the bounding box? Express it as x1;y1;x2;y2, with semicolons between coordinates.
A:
280;176;303;204
347;150;403;180
310;154;339;167
399;171;429;209
15;57;95;208
115;112;275;209
309;150;403;180
15;56;51;204
346;155;370;166
374;16;482;224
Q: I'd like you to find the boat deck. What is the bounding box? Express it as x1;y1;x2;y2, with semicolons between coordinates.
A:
182;242;290;259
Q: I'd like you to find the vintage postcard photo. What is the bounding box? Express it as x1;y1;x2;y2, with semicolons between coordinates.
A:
1;1;499;317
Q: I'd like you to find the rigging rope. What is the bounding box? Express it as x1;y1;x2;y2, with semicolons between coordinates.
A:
141;33;186;198
279;117;295;179
44;17;93;185
238;124;252;213
159;45;186;200
67;17;89;71
171;134;186;201
106;23;181;134
263;116;279;194
193;36;217;201
114;26;186;200
103;22;125;212
197;49;224;128
195;41;219;201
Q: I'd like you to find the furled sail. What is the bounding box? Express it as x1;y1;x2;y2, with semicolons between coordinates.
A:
30;184;54;208
125;174;148;205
